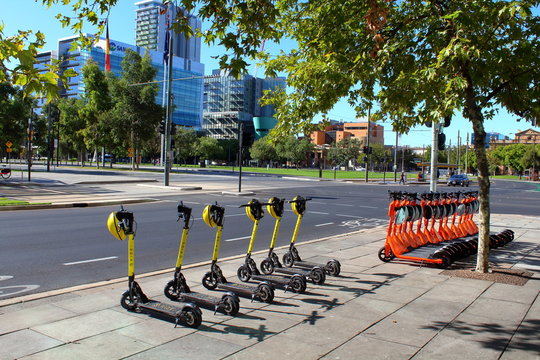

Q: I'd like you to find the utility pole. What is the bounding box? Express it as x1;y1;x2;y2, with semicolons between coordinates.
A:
430;122;440;192
164;12;174;186
365;107;371;183
27;116;33;181
465;133;469;175
394;131;398;182
457;130;461;174
238;122;243;192
46;104;52;172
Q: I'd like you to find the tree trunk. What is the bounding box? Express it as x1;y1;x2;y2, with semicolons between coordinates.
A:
463;73;491;273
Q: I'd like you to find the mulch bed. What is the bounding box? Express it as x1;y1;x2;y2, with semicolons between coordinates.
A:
440;267;533;286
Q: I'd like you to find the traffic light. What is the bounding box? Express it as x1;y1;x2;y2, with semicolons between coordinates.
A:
170;123;177;135
438;132;446;150
443;116;451;127
363;146;368;154
368;146;372;154
159;121;165;135
242;132;252;147
170;139;176;148
33;129;39;142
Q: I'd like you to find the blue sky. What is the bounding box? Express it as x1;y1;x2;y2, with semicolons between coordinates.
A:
1;0;537;147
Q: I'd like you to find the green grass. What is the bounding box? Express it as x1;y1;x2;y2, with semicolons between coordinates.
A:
0;198;49;206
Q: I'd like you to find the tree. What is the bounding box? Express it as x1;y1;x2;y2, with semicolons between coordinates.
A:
174;127;199;164
0;82;32;158
275;136;314;167
109;49;162;169
520;144;540;173
175;0;539;273
195;136;223;162
250;138;278;163
57;97;86;164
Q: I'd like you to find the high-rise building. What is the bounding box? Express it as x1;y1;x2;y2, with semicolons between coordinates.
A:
135;0;201;62
203;70;286;141
36;36;204;127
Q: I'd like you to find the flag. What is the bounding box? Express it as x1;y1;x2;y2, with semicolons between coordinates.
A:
105;22;111;72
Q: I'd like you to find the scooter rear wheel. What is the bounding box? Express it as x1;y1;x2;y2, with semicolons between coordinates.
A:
326;260;341;276
378;247;394;262
289;275;307;294
310;268;326;285
164;280;180;301
260;258;274;275
221;295;240;316
257;283;274;303
120;290;137;311
182;308;202;328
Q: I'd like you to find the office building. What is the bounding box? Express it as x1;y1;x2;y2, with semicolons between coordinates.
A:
35;35;204;128
310;121;385;146
203;69;286;140
135;0;201;62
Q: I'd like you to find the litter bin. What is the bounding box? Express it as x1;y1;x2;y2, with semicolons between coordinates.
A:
199;161;206;168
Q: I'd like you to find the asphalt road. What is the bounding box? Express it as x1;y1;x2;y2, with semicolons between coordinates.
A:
1;176;538;300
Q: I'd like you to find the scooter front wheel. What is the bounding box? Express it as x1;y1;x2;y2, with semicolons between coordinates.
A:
310;268;326;285
260;258;274;275
202;272;218;290
282;252;294;267
378;247;394;262
221;295;240;316
164;280;180;301
182;308;202;328
237;265;251;282
120;290;137;311
257;284;274;303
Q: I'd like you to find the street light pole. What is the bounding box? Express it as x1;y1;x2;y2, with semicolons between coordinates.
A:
365;107;371;183
164;8;174;186
393;131;398;182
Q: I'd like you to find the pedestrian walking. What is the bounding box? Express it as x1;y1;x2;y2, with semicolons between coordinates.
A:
399;171;406;185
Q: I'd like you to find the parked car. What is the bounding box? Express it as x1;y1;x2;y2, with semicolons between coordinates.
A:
447;174;471;187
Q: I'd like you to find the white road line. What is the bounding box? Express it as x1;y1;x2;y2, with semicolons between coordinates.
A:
358;205;379;209
315;222;334;227
335;204;354;207
310;211;330;215
63;256;118;266
310;201;326;205
225;236;251;242
183;201;201;205
336;214;361;218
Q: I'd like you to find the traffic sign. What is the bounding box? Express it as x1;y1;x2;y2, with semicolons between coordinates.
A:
6;141;12;148
6;148;12;153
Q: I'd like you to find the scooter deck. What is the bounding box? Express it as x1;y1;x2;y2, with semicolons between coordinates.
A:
179;292;224;310
274;266;315;278
218;282;259;298
138;300;185;320
251;273;303;288
291;260;333;272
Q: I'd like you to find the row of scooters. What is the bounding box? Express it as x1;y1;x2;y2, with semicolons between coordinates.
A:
106;196;341;328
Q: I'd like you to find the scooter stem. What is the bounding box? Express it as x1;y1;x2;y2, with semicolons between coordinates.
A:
290;214;303;245
175;228;189;269
212;226;223;262
269;217;281;250
247;220;259;255
128;233;135;278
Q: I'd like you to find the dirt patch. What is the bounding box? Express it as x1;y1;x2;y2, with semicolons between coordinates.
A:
440;267;533;286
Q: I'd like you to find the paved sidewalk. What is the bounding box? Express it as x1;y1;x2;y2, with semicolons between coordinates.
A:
0;212;538;360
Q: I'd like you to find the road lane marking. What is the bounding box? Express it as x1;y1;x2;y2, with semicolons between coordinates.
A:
315;222;334;227
225;236;251;242
182;201;200;205
336;214;361;218
335;203;354;207
0;276;14;282
357;205;379;209
63;256;118;266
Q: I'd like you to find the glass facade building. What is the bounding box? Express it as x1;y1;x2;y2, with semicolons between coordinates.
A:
135;0;201;62
203;70;286;140
36;36;204;127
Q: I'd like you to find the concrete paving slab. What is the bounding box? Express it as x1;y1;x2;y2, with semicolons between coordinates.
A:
412;333;504;360
115;316;198;346
321;334;419;360
363;311;446;347
390;271;449;289
52;293;119;314
329;297;403;322
125;333;242;360
21;331;154;360
0;304;77;335
399;297;468;322
361;283;428;304
0;329;63;360
222;330;330;360
482;282;540;304
32;309;142;343
419;280;488;304
200;311;298;347
462;297;530;324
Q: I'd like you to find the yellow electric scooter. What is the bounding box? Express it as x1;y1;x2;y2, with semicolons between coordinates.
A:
237;199;307;293
282;196;341;276
107;206;202;328
201;202;275;303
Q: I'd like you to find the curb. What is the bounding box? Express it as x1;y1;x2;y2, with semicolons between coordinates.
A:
0;198;159;211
